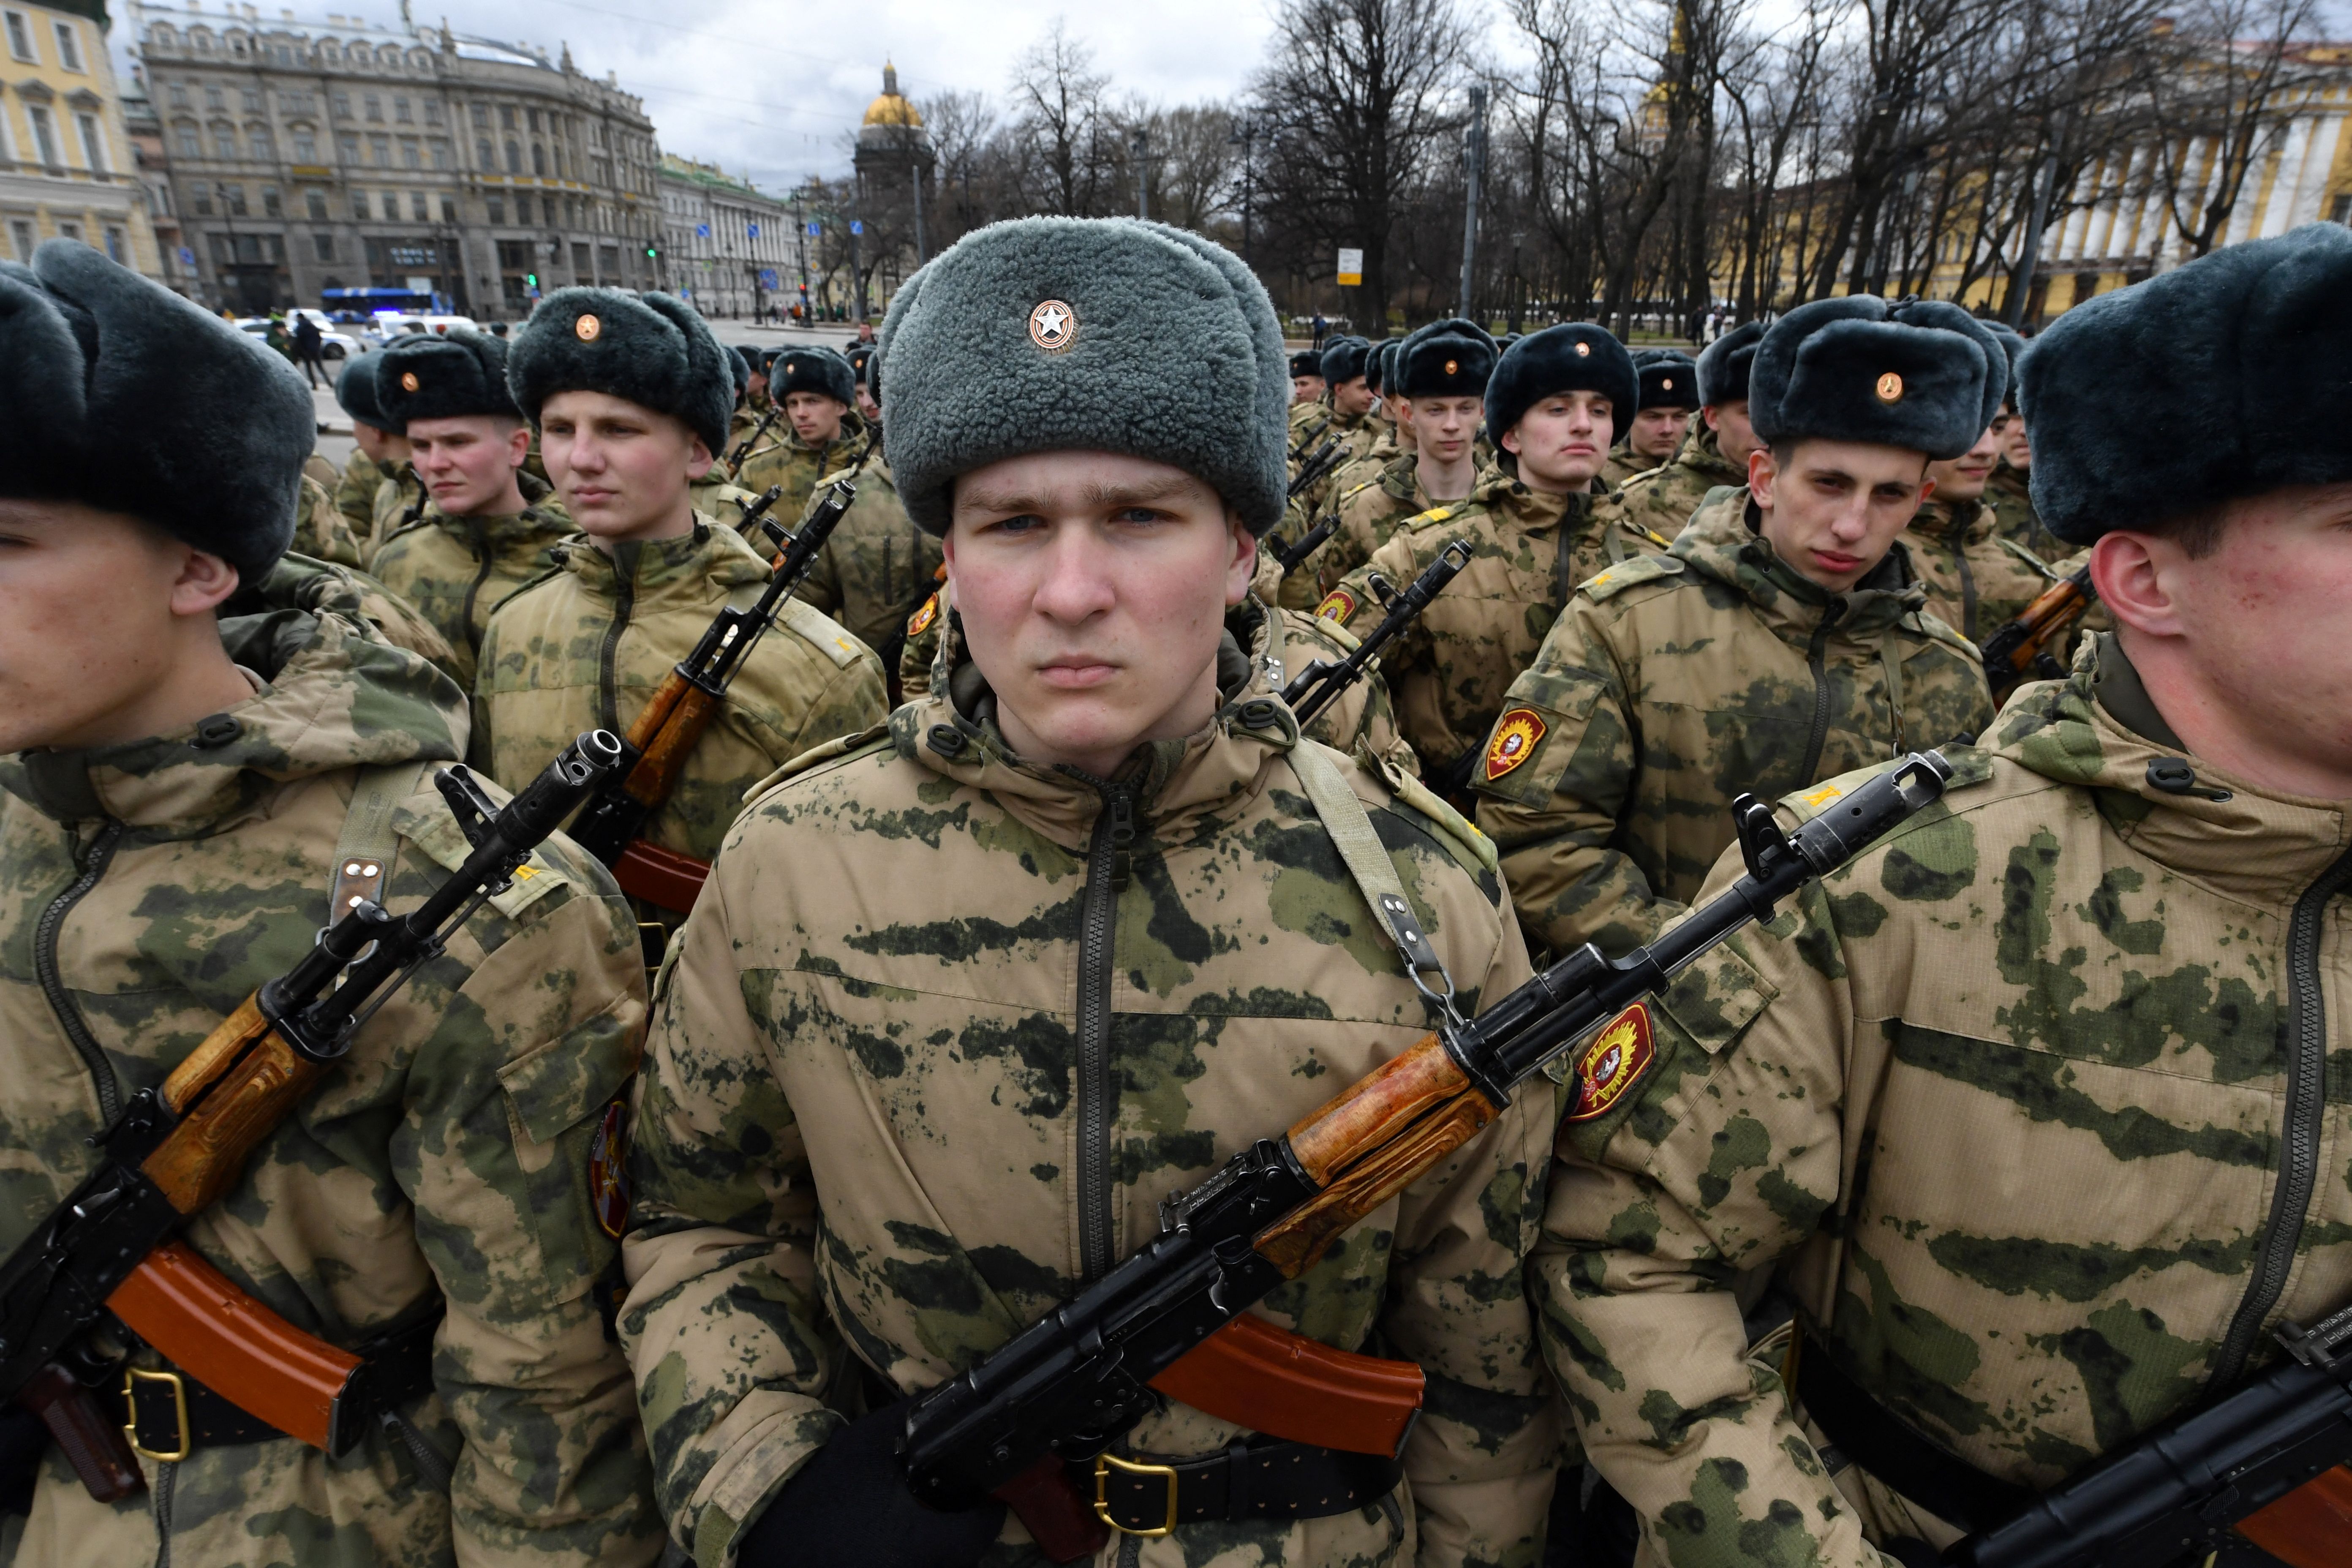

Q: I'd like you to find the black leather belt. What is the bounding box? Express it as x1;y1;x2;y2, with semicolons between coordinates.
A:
106;1306;441;1462
1081;1437;1405;1536
1797;1342;2034;1534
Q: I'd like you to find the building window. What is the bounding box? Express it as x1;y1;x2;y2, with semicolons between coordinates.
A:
394;95;411;123
104;225;123;261
2334;194;2352;225
205;85;223;111
248;128;272;161
351;190;368;219
6;217;31;258
27;106;58;167
213;126;236;158
471;103;488;130
370;134;389;164
76;113;103;172
262;185;283;218
53;20;79;69
5;12;33;62
241;87;261;114
528;107;543;132
55;219;78;242
531;143;545;176
191;185;212;214
291;128;316;161
332;91;351;119
400;139;419;169
176;124;201;158
504;139;520;174
364;95;381;122
499;105;515;131
486;193;504;223
305;188;327;219
168;83;190;109
430;139;450;170
224;183;247;216
475;137;491;168
337;132;359;164
424;100;442;126
315;231;334;260
440;196;455;221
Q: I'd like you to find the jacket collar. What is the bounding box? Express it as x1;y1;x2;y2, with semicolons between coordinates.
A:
552;517;768;605
1907;494;1997;548
1472;466;1595;536
1672;487;1930;644
1671;418;1749;487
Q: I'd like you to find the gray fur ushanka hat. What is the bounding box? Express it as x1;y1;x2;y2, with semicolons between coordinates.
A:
506;286;735;455
1632;348;1699;411
1320;335;1371;386
773;345;855;406
1395;318;1498;400
877;217;1290;536
1483;324;1638;443
336;352;400;433
0;240;311;583
376;328;521;424
1696;321;1763;406
1748;297;2004;460
2024;223;2352;545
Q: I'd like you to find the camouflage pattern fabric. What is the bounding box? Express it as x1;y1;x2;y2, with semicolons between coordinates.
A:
1903;495;2053;644
1597;444;1665;491
1532;633;2352;1565
1612;416;1747;547
732;409;871;525
371;487;577;691
473;519;886;922
1984;459;2054;556
1286;406;1378;528
1325;470;1670;791
241;550;466;683
1309;454;1434;603
686;474;768;540
1473;487;1993;960
371;463;429;558
0;610;660;1567
786;451;945;656
336;447;393;540
619;596;1558;1568
296;470;366;569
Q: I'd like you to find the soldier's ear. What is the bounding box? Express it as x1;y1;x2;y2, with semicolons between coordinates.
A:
168;542;242;619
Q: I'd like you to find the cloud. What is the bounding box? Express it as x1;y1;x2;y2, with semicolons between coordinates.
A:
422;0;1277;193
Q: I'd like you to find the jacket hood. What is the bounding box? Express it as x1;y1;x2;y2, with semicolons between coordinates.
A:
1469;465;1593;539
890;596;1301;850
0;610;466;833
1906;494;1997;549
1669;417;1749;488
1673;485;1931;644
1984;634;2352;904
550;517;769;604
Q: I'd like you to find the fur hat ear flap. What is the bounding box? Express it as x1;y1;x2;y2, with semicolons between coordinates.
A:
1696;321;1763;406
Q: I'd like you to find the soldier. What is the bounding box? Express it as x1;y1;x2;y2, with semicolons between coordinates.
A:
475;288;886;939
332;354;406;547
735;345;868;521
368;329;577;690
1982;322;2048;554
1530;219;2352;1568
0;241;659;1566
1613;320;1762;542
721;345;757;450
1473;297;1997;961
1289;346;1325;403
1324;323;1668;803
735;343;771;413
846;343;883;428
1600;348;1696;488
620;217;1557;1568
1309;318;1497;600
1904;415;2052;642
294;466;367;567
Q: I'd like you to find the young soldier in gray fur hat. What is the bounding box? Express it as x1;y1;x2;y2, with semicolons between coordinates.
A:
1614;318;1765;540
736;345;868;530
331;351;410;544
619;215;1557;1568
1601;347;1699;487
0;241;663;1568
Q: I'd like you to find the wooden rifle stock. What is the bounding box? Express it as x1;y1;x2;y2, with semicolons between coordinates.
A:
1980;567;2093;700
611;672;722;818
2235;1465;2352;1568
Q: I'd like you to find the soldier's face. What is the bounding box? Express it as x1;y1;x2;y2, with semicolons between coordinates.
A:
785;392;847;446
1925;424;2001;506
1331;376;1376;417
1503;391;1614;492
1704;400;1760;467
1292;375;1324;404
1628;406;1688;460
539;390;713;547
944;451;1257;778
1998;413;2032;470
1410;396;1482;465
1749;440;1933;592
407;415;528;518
0;500;243;753
351;421;406;466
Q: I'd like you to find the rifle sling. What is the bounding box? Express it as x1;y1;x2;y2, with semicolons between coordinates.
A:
110;1305;442;1458
1796;1341;2034;1534
1288;741;1458;1007
1089;1435;1404;1533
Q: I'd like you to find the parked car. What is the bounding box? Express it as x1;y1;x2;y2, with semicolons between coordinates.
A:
234;314;362;360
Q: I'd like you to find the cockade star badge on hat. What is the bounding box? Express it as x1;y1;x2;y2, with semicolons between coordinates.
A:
1029;299;1076;353
574;313;601;342
1876;372;1904;403
1444;358;1458;376
1574;341;1590;357
400;370;420;391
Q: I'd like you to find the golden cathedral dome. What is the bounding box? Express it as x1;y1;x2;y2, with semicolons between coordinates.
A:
863;62;923;129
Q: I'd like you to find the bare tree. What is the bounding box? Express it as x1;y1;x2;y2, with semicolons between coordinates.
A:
1010;20;1113;216
2138;0;2326;256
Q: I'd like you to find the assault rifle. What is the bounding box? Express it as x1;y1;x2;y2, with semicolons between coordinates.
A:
567;479;852;914
901;749;1958;1559
0;732;626;1500
1979;566;2095;702
1955;1303;2352;1568
1282;539;1470;728
722;403;783;480
1275;515;1339;577
1289;437;1346;502
1290;413;1334;460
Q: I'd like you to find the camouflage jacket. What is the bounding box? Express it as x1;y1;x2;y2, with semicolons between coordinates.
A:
336;447;394;538
1288;407;1379;525
297;469;367;569
732;409;871;524
1326;470;1670;789
620;599;1557;1568
1310;454;1435;603
1904;495;2053;645
372;489;578;691
472;520;886;899
788;451;944;656
1612;417;1746;545
234;549;466;683
0;610;659;1567
1473;488;1993;960
1265;425;1400;611
371;463;430;555
686;473;768;539
1984;459;2053;555
1533;634;2352;1563
1598;444;1665;491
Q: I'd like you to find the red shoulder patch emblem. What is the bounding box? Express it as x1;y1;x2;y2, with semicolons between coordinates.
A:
1484;708;1546;781
1565;1004;1655;1122
1316;588;1357;625
587;1095;632;1239
906;592;939;638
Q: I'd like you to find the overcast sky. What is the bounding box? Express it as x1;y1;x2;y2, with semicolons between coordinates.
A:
414;0;1285;195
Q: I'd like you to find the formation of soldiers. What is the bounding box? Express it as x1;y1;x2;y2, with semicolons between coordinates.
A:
0;210;2344;1568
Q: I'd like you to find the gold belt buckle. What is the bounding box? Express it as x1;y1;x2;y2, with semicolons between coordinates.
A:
122;1367;192;1463
1092;1451;1179;1538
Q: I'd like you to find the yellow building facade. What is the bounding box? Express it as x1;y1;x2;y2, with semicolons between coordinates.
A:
0;0;163;275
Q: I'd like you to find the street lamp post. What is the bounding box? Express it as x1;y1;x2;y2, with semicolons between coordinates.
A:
1228;116;1255;265
1131;127;1149;219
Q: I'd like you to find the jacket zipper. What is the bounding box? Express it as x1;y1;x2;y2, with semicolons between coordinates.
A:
1952;528;1979;640
2211;841;2352;1387
37;821;128;1124
1796;601;1844;786
457;516;497;659
596;544;639;733
1075;782;1134;1285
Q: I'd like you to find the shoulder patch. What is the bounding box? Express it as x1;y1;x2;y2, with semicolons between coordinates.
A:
1907;605;1983;662
1484;708;1546;781
1564;1004;1656;1121
906;591;939;638
776;596;867;669
1579;553;1685;602
743;724;894;810
1315;587;1358;625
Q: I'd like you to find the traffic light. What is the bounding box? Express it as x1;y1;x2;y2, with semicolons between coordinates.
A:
524;272;538;289
645;244;659;260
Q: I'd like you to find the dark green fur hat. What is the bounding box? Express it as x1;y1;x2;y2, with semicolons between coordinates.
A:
506;286;734;455
336;352;399;432
1289;349;1323;379
1750;297;2004;460
1696;321;1763;406
1364;338;1395;397
376;328;520;424
0;240;310;584
773;345;855;406
2024;223;2352;545
877;216;1289;536
1396;318;1497;400
1320;335;1371;385
724;346;751;403
1983;321;2026;412
1484;323;1637;443
1632;348;1699;411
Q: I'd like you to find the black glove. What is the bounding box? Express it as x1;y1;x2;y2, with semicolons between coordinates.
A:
0;1404;46;1517
735;1403;1006;1568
